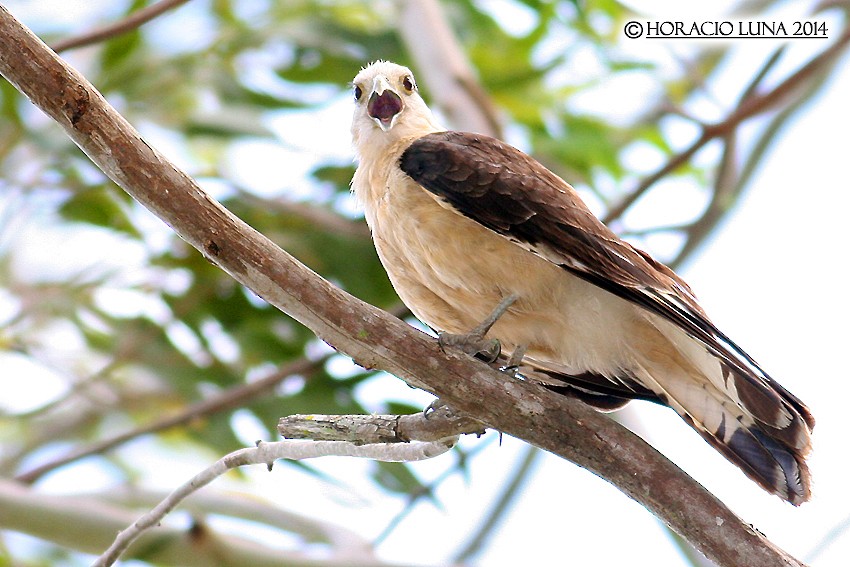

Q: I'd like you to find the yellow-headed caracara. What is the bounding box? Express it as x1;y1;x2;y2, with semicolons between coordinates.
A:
350;61;814;504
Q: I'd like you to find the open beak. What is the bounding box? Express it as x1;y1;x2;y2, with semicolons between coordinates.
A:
367;76;403;131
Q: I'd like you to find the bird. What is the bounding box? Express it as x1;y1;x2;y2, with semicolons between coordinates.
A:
349;60;814;505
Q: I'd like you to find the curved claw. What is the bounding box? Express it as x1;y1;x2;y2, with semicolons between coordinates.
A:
423;398;448;417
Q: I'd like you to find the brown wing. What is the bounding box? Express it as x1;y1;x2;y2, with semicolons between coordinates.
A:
399;131;813;430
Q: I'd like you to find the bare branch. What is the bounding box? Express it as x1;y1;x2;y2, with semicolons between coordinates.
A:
453;444;542;563
51;0;192;53
0;7;812;567
15;354;329;484
604;26;850;224
0;478;402;567
279;404;485;444
671;55;835;267
13;301;408;483
234;187;371;240
98;487;373;555
93;439;456;566
397;0;503;137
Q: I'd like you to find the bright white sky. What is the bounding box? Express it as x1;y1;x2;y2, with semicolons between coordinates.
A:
2;1;850;566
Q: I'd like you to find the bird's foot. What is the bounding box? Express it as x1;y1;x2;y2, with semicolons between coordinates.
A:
438;294;518;363
439;332;502;363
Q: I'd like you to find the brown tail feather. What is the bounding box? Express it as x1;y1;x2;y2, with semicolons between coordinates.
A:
635;352;813;505
680;409;811;505
724;362;812;453
506;327;815;504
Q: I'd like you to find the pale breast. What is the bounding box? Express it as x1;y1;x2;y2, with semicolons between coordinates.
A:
356;162;640;376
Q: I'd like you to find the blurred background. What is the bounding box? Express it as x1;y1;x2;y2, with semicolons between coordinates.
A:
0;0;848;565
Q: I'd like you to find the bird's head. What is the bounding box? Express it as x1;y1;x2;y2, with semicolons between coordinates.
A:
350;61;440;157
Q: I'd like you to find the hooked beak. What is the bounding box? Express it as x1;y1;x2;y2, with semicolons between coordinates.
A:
367;76;403;132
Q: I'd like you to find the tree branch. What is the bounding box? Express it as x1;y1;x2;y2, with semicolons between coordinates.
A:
603;25;850;224
0;7;808;567
13;302;410;482
50;0;192;53
453;443;542;563
0;478;413;567
98;487;373;556
397;0;503;138
15;354;329;484
671;48;836;267
94;439;457;566
278;404;486;444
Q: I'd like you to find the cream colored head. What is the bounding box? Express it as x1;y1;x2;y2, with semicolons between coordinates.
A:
350;61;441;159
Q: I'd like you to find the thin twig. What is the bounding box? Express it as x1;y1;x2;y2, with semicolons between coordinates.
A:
620;222;694;238
671;61;835;267
93;438;456;566
0;478;401;567
51;0;192;53
603;27;850;225
14;300;409;483
99;487;374;554
453;444;542;563
15;354;328;484
373;436;496;546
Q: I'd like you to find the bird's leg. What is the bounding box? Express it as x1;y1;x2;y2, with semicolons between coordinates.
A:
438;293;519;363
429;296;523;418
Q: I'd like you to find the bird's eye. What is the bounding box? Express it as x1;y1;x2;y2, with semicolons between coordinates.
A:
402;75;415;93
353;85;363;101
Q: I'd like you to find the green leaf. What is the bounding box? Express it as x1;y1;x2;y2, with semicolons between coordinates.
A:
372;461;431;498
99;0;146;71
58;185;141;237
